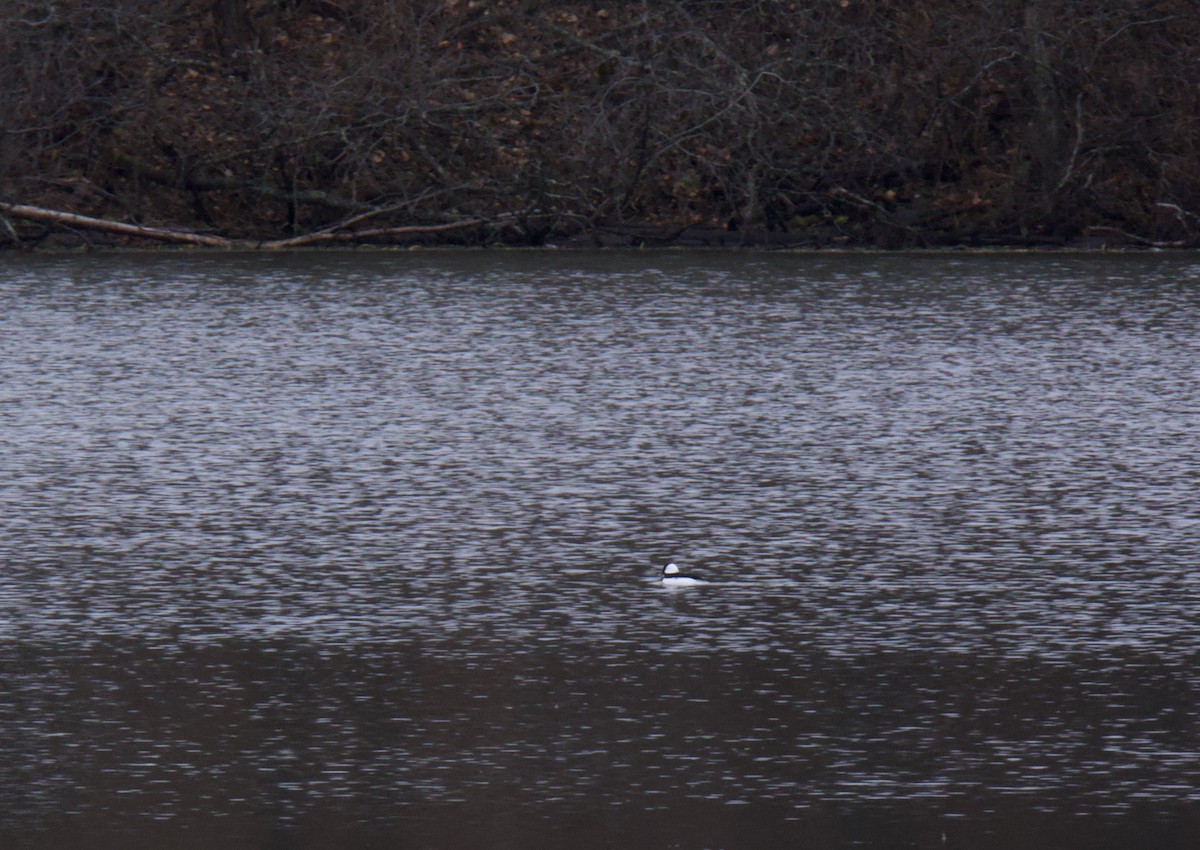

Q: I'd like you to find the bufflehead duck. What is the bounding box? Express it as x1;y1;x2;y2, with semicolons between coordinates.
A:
660;562;708;587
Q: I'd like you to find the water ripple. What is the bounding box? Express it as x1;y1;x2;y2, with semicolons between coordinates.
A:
3;252;1200;843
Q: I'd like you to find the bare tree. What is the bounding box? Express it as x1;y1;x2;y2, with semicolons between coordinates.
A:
4;0;1199;248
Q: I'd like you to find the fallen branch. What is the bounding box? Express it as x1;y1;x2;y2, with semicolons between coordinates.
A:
0;201;517;249
829;186;891;215
260;216;489;249
0;202;236;247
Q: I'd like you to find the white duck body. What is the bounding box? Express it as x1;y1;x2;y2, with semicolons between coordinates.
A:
660;562;708;587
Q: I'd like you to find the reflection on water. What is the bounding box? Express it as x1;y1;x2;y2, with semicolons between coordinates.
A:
2;252;1200;848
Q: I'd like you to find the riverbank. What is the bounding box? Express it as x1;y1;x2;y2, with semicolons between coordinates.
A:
4;2;1199;252
0;203;1174;253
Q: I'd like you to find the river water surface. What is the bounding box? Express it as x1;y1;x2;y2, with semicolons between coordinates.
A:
2;251;1200;848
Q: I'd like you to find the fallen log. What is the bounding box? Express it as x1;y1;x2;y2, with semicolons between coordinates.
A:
0;202;237;247
0;201;511;249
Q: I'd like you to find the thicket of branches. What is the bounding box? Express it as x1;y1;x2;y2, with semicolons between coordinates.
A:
3;0;1199;248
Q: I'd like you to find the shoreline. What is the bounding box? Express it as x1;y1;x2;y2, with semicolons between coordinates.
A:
5;203;1191;254
1;224;1187;255
1;241;1187;255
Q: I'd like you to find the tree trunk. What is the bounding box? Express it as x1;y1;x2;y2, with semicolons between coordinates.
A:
211;0;256;58
1023;0;1064;198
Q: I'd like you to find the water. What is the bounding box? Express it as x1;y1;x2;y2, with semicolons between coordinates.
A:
3;251;1200;848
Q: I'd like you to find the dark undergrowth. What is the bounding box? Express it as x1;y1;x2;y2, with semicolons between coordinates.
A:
3;1;1199;249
